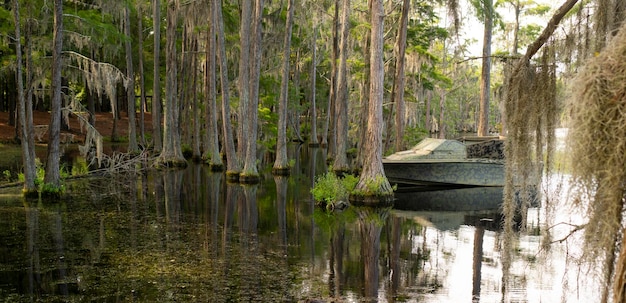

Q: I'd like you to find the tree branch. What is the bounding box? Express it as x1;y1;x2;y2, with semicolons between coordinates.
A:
548;222;587;244
456;54;521;64
518;0;580;65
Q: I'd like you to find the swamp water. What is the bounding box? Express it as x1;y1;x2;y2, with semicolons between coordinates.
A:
0;147;599;302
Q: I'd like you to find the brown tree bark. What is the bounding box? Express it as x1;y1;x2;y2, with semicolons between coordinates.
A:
156;0;186;167
241;0;264;181
353;0;393;202
44;0;63;189
137;7;146;145
214;0;240;179
322;0;339;155
309;13;319;147
152;0;163;151
392;0;410;152
478;0;493;137
203;2;223;171
12;0;36;194
356;0;370;171
273;0;295;175
237;0;252;161
124;4;138;152
332;0;351;174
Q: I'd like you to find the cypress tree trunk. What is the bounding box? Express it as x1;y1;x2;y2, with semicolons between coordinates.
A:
352;0;393;204
478;0;493;137
241;0;264;182
152;0;163;151
273;0;295;175
44;0;63;192
156;0;186;168
214;0;240;179
237;0;252;161
309;14;319;147
332;0;351;174
124;4;138;152
322;0;340;155
392;0;410;152
203;4;223;171
25;19;36;191
356;0;372;171
137;7;146;145
13;0;37;195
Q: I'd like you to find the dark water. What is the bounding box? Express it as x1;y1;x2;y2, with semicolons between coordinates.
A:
0;146;597;302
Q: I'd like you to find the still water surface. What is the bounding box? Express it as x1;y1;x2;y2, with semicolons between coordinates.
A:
0;147;598;302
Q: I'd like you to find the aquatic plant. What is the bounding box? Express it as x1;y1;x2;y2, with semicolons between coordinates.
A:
310;172;358;209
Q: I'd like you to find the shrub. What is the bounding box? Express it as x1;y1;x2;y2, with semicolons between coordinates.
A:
311;172;358;209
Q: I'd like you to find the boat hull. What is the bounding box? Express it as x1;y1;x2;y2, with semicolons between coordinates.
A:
383;159;505;187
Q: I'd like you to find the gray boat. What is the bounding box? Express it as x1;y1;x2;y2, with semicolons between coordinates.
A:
383;138;505;187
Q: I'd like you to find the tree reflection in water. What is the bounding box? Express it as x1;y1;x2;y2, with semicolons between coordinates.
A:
0;155;602;302
358;206;390;302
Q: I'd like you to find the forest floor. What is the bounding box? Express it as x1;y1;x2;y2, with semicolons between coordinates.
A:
0;111;154;144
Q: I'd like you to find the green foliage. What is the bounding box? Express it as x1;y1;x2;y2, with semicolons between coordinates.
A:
351;175;397;197
17;158;71;196
71;158;89;176
40;182;65;198
402;125;429;149
2;170;11;182
310;172;358;207
258;104;278;150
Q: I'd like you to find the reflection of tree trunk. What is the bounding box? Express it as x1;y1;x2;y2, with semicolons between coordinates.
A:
275;176;288;248
25;203;41;297
208;172;222;257
153;170;165;219
472;224;485;301
163;170;184;226
243;183;260;296
329;224;345;299
241;184;259;237
222;183;238;256
358;207;388;301
129;175;138;250
390;216;401;296
52;208;69;296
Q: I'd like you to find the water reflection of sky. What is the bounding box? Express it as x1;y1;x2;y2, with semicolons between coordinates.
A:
393;172;599;303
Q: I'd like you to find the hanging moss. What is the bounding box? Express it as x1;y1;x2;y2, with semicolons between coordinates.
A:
501;42;558;293
567;21;626;302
